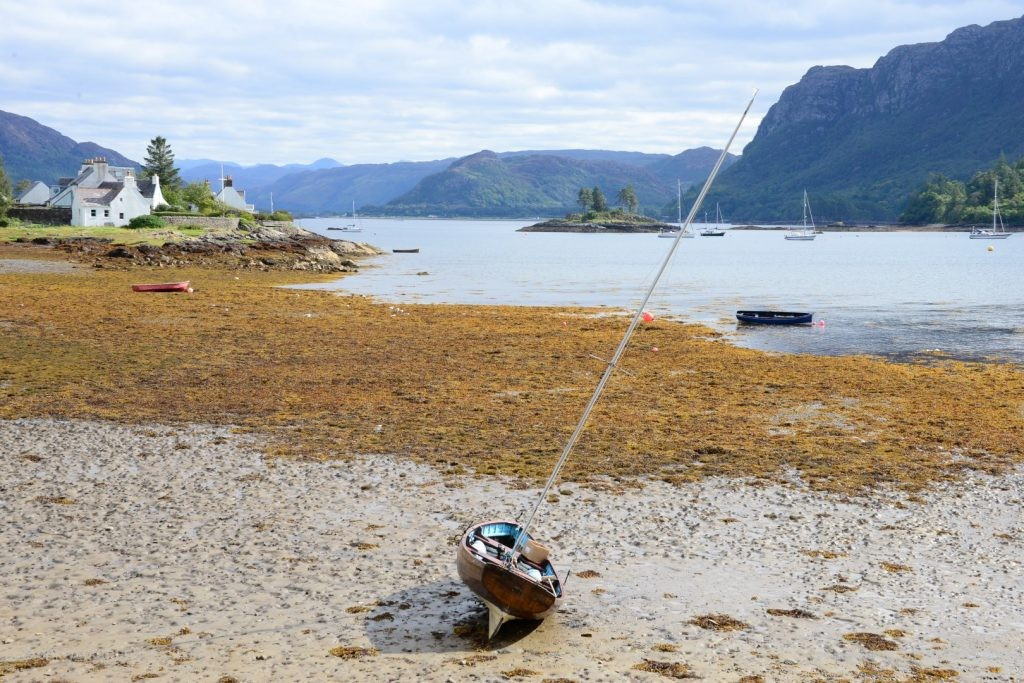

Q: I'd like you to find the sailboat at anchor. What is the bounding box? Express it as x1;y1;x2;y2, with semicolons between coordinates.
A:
455;91;759;639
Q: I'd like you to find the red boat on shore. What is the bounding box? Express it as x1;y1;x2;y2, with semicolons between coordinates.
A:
131;281;191;293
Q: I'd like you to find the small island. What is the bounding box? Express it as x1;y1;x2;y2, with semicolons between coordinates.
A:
518;184;677;233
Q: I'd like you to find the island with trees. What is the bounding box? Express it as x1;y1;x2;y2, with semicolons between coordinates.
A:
518;184;676;232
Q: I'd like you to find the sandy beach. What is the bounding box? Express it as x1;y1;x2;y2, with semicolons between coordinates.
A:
2;417;1021;681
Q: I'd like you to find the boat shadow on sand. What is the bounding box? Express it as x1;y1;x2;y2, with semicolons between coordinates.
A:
363;578;543;653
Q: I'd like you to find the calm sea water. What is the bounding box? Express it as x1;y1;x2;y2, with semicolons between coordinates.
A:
296;217;1024;364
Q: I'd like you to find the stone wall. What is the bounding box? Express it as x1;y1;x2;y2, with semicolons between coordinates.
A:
6;206;72;225
159;215;240;230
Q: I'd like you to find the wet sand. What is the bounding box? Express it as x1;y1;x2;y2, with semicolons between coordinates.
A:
2;418;1020;681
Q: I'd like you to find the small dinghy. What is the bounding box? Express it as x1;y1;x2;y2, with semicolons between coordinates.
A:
392;248;419;253
736;310;813;325
456;91;759;639
131;281;191;293
456;520;563;639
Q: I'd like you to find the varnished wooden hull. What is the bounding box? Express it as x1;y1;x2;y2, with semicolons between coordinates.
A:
456;520;562;636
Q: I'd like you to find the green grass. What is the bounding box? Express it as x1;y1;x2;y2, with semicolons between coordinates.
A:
0;223;207;246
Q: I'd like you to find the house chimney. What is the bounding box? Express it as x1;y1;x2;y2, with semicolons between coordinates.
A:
224;175;234;188
94;157;109;182
124;168;136;188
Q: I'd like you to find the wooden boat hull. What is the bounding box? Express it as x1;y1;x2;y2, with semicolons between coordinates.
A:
456;520;562;637
736;310;813;325
131;281;190;293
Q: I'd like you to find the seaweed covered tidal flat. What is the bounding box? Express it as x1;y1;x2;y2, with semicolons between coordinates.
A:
1;242;1022;493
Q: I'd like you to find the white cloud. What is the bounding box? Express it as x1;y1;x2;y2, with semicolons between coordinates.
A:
1;0;1019;164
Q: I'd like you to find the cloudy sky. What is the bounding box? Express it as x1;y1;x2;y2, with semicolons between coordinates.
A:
2;1;1018;165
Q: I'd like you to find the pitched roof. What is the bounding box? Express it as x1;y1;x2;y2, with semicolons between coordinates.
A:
77;185;122;207
136;178;159;199
16;180;49;201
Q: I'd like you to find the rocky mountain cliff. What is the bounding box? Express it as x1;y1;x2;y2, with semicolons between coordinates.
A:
0;110;137;184
704;15;1024;221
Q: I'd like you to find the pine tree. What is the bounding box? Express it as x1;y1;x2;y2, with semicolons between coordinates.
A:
577;187;593;213
616;185;638;213
592;186;607;212
142;136;182;191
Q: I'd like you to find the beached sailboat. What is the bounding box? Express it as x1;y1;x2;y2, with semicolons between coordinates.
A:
659;180;695;238
456;91;759;639
970;179;1011;240
700;203;726;236
785;191;817;241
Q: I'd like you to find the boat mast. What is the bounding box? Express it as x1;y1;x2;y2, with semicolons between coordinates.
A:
802;190;808;231
994;179;999;233
507;90;759;562
677;179;682;229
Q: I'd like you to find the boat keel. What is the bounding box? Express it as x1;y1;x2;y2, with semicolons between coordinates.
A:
484;599;512;640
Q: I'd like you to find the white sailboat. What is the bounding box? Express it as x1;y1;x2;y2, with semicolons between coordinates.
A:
785;191;817;241
659;179;695;238
327;200;363;232
969;179;1011;239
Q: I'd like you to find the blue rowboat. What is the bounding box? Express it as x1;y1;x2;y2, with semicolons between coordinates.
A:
736;310;813;325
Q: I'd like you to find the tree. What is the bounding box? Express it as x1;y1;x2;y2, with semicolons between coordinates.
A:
181;181;217;213
591;185;607;212
141;136;182;191
577;187;593;213
616;185;638;213
0;152;12;216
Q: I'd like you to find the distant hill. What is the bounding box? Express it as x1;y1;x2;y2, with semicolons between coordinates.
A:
498;149;671;166
178;158;343;193
366;150;678;217
647;147;736;188
700;15;1024;222
0;109;137;184
249;159;455;214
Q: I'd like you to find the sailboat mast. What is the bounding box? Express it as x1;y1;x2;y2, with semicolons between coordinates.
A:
802;190;808;230
677;179;682;228
994;179;999;233
508;90;759;561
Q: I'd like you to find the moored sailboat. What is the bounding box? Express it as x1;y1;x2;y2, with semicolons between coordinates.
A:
455;91;759;639
785;191;817;240
700;203;726;236
969;179;1011;239
659;179;695;238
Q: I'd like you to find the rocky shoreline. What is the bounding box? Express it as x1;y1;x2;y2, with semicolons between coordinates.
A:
13;222;382;273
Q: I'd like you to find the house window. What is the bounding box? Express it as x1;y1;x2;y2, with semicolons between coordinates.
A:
104;210;110;217
90;209;96;217
119;213;124;219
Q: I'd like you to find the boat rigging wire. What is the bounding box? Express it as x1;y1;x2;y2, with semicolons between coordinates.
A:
507;89;759;564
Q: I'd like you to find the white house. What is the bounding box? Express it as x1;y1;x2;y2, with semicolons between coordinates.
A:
15;181;54;205
49;157;156;227
214;176;255;212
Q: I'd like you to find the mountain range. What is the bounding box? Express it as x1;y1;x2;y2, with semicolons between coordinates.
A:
4;15;1021;220
364;147;733;217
